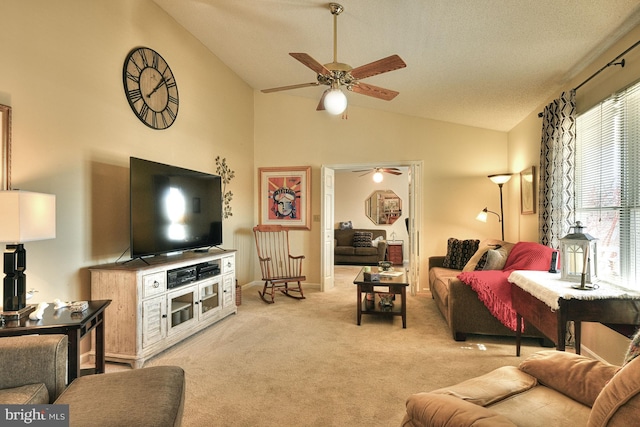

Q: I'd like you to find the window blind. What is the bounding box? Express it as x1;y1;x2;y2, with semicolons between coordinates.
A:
576;81;640;289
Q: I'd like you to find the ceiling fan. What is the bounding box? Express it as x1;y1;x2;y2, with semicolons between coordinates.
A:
354;167;402;182
261;3;406;115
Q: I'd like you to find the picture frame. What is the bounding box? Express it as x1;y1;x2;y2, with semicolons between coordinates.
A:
258;166;311;230
1;104;11;191
520;166;536;215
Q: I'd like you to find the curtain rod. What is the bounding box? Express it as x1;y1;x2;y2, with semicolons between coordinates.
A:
538;39;640;117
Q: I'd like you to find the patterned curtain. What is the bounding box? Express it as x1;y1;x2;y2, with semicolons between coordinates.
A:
538;91;576;248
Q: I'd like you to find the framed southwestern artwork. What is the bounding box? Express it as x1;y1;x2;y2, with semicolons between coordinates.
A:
259;166;311;230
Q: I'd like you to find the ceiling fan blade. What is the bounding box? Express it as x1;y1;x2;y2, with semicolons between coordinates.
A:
352;169;372;173
316;89;328;111
350;82;399;101
385;171;403;175
261;82;320;93
290;53;332;76
350;54;406;80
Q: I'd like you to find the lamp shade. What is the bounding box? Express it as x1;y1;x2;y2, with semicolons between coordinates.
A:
0;190;56;243
323;88;348;115
488;173;513;185
476;210;488;222
372;171;384;183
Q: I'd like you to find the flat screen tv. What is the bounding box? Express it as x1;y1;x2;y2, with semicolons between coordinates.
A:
130;157;223;258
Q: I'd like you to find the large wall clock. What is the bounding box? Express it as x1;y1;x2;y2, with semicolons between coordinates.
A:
123;47;179;130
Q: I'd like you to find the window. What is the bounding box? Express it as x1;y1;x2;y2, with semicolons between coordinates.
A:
576;81;640;289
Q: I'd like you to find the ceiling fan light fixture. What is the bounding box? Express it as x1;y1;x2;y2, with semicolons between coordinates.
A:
323;88;347;115
373;171;384;183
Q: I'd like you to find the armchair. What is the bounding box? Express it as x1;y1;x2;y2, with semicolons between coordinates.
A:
0;334;185;426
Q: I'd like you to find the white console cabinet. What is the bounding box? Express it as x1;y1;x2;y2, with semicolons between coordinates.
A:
90;250;236;368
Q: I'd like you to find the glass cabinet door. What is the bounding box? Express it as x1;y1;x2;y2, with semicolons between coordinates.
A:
168;285;196;333
199;278;221;317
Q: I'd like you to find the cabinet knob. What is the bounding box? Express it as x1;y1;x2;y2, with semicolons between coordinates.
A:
161;314;167;318
153;281;160;288
194;301;199;305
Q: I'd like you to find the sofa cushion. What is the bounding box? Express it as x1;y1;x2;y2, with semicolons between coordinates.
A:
0;383;49;404
519;350;618;407
463;239;515;271
443;238;480;270
404;392;517;427
588;355;640;427
55;366;185;427
354;247;378;256
431;366;537;407
353;231;373;247
335;246;355;255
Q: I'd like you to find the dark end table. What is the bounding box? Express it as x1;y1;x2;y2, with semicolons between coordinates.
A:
0;300;111;383
353;268;408;328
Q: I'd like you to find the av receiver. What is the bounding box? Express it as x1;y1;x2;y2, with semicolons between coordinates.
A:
167;266;198;289
167;260;221;289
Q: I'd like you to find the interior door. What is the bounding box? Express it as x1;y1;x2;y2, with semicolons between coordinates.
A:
320;166;335;291
408;163;422;295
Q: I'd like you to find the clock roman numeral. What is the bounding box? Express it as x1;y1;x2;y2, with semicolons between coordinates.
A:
166;105;177;121
139;50;150;68
127;89;142;104
168;95;178;105
139;103;150;121
125;71;140;84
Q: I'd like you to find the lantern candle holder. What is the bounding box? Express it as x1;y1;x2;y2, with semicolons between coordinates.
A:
559;221;598;290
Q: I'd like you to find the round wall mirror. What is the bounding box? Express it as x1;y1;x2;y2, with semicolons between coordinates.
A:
365;190;402;225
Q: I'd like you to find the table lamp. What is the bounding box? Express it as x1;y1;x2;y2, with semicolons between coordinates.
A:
0;190;56;317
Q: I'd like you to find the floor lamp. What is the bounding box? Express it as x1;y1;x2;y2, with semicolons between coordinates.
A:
0;190;56;317
476;173;512;240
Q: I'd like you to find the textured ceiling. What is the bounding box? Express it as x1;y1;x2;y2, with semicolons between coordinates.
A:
153;0;640;131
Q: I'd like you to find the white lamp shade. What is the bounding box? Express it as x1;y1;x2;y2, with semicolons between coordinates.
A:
372;171;384;183
488;174;512;185
476;210;488;222
323;89;347;115
0;190;56;243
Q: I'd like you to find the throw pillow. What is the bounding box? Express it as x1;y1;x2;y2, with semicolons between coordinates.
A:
353;231;373;247
371;236;384;248
463;239;515;271
442;238;480;270
623;328;640;366
474;246;509;271
339;221;353;230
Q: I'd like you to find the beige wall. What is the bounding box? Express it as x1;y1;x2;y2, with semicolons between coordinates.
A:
254;92;510;285
507;24;640;364
0;0;255;303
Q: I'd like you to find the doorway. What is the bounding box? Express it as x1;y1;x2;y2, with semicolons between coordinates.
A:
320;162;422;295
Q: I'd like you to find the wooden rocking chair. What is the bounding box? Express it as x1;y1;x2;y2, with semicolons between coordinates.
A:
253;225;306;304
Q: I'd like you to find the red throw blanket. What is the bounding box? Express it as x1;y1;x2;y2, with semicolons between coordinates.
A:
457;242;554;331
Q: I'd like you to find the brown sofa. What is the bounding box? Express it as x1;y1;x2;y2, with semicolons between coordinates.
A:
334;228;387;265
0;334;185;426
429;239;545;341
402;349;640;426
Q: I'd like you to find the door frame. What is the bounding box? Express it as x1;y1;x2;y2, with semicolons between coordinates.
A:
320;161;422;293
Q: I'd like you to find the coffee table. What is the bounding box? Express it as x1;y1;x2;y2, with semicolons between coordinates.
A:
353;268;409;328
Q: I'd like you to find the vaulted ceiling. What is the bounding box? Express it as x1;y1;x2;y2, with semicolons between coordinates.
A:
153;0;640;131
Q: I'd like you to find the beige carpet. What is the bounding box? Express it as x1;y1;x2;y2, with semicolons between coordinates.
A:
114;266;542;426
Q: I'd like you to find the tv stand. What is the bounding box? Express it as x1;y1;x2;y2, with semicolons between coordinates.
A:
90;250;236;368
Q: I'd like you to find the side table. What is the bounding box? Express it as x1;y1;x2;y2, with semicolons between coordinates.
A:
0;300;111;383
353;268;409;328
509;271;640;356
386;240;404;265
